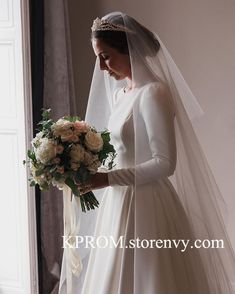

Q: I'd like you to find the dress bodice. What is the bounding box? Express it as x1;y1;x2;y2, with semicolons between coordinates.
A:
108;87;139;168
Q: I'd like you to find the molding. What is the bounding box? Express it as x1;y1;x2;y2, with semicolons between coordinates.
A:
20;0;39;293
0;0;13;28
0;41;16;119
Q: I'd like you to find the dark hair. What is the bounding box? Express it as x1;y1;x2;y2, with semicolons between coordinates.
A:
91;30;129;55
91;14;160;57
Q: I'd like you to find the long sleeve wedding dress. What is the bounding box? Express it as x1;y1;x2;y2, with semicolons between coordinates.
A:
78;82;213;294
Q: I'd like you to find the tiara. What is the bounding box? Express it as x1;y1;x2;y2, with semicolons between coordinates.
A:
91;17;133;33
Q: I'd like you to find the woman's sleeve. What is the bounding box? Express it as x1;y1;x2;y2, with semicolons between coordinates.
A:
107;83;177;186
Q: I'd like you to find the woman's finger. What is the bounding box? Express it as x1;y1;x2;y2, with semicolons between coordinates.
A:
79;184;92;195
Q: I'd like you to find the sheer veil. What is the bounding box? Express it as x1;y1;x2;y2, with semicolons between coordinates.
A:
60;11;235;293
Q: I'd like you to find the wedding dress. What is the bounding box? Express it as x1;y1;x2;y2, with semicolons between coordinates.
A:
80;82;214;294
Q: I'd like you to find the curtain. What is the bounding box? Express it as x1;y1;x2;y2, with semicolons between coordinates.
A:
30;0;44;292
40;0;77;293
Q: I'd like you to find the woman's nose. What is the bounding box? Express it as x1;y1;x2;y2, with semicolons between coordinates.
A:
99;58;107;71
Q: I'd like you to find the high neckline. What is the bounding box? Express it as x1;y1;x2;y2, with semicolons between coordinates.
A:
122;86;140;94
122;82;153;94
123;86;133;93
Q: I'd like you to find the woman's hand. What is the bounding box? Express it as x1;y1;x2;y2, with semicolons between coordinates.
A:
78;172;109;195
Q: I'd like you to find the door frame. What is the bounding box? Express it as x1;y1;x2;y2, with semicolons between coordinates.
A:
21;0;39;292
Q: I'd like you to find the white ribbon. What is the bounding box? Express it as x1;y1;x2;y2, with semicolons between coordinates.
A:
63;185;83;294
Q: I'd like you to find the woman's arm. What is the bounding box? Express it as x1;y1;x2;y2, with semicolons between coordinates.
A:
107;82;176;186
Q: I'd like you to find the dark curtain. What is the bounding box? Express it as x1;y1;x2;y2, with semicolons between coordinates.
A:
30;1;77;293
30;0;44;293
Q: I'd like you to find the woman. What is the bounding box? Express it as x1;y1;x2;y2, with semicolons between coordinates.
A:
59;12;235;294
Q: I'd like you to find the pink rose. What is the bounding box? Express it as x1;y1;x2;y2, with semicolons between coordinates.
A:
74;121;90;134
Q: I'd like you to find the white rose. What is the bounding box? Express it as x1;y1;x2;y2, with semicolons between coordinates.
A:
70;144;85;162
35;138;57;164
31;131;44;148
85;131;103;152
52;118;73;131
51;119;74;139
30;163;46;186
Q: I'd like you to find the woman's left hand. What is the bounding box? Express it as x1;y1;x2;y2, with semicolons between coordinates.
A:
78;172;109;195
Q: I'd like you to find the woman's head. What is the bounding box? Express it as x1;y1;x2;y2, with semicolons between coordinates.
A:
91;12;160;81
92;37;131;81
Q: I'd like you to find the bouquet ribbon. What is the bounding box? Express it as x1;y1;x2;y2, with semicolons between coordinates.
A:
63;185;83;294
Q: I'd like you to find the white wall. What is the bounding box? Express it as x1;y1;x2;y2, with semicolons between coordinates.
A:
68;0;235;246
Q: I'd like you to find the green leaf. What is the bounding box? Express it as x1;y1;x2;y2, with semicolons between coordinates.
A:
43;119;53;129
35;109;55;134
101;131;111;143
30;180;36;187
42;108;51;120
27;150;36;161
63;115;81;122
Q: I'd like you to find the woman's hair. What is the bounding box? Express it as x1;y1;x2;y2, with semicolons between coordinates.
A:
91;30;130;55
91;13;160;57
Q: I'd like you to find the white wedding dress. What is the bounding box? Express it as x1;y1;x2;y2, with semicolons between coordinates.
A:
60;82;216;293
80;82;215;294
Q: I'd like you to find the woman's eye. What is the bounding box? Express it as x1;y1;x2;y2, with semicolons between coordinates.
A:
102;55;110;60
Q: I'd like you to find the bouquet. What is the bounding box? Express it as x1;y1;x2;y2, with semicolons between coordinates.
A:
24;109;116;212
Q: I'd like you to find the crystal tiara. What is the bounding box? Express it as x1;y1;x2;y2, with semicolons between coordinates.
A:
91;17;133;33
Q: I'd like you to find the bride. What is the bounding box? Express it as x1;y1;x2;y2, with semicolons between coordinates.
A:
59;11;235;294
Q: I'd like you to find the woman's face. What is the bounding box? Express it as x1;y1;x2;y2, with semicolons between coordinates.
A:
92;38;131;80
